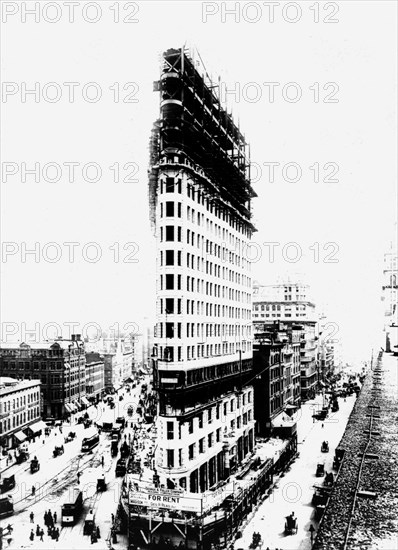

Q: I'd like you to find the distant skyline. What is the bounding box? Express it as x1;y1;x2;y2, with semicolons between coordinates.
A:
1;2;396;367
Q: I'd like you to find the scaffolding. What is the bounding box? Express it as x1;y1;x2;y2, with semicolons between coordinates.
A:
148;46;257;230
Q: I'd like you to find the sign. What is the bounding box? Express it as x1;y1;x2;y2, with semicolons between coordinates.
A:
129;488;202;513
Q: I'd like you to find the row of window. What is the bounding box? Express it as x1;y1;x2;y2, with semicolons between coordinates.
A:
157;341;251;362
159;274;251;306
0;407;39;435
159;322;250;339
159;297;252;321
0;391;40;413
159;176;252;239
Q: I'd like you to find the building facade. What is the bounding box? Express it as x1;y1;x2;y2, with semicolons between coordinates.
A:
0;377;41;448
382;243;398;353
253;323;301;437
0;336;86;419
149;47;257;492
85;352;105;402
253;282;318;401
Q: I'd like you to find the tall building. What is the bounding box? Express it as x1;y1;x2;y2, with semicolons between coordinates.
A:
253;281;318;400
149;47;257;492
0;335;86;418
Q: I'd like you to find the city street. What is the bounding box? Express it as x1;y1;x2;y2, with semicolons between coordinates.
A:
0;378;149;550
237;391;357;550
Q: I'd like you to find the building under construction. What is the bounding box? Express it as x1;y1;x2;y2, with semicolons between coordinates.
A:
123;46;291;550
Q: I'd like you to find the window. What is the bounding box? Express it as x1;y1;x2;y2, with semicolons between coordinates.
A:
166;226;175;241
208;433;213;448
189;419;193;434
167;449;174;468
165;250;174;265
179;449;183;466
189;443;195;460
167;421;174;440
165;298;174;314
216;428;221;442
198;413;203;429
199;438;204;453
166;202;175;217
165;275;174;290
166;177;174;192
208;409;212;423
165;323;174;338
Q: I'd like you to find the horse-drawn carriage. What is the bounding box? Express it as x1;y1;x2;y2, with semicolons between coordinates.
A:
53;445;64;458
284;513;298;535
321;441;329;453
30;457;40;473
249;531;262;548
120;441;130;459
96;474;106;492
324;471;334;487
316;463;325;477
64;431;76;443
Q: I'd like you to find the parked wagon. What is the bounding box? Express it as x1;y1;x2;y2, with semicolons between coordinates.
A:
16;450;29;464
0;475;15;494
316;463;325;477
312;485;331;519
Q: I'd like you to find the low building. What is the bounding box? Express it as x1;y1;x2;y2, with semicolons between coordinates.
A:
85;352;105;403
0;377;43;449
0;335;86;419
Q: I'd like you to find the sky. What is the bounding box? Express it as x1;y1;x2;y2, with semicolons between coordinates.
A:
1;1;397;364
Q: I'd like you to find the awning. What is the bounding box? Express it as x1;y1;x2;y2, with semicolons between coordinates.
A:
285;404;298;410
27;420;47;434
81;397;90;407
14;430;27;442
319;381;326;387
65;403;75;413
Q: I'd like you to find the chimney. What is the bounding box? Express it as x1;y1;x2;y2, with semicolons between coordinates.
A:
76;334;81;341
71;335;76;342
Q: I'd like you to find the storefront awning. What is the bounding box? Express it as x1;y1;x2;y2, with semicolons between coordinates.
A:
14;430;27;442
81;397;90;407
28;420;47;434
65;403;75;413
285;404;297;410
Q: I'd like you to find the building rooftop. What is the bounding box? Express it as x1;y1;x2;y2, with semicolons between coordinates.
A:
0;376;41;395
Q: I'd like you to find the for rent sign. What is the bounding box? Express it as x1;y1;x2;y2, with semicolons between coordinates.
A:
129;487;202;513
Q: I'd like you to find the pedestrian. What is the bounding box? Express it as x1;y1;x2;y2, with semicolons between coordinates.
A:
30;511;34;523
55;528;59;541
40;529;44;542
101;456;104;467
49;513;54;528
44;511;48;526
321;423;324;428
32;485;36;496
29;530;34;541
53;511;57;524
36;524;41;536
96;525;101;538
111;513;115;524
